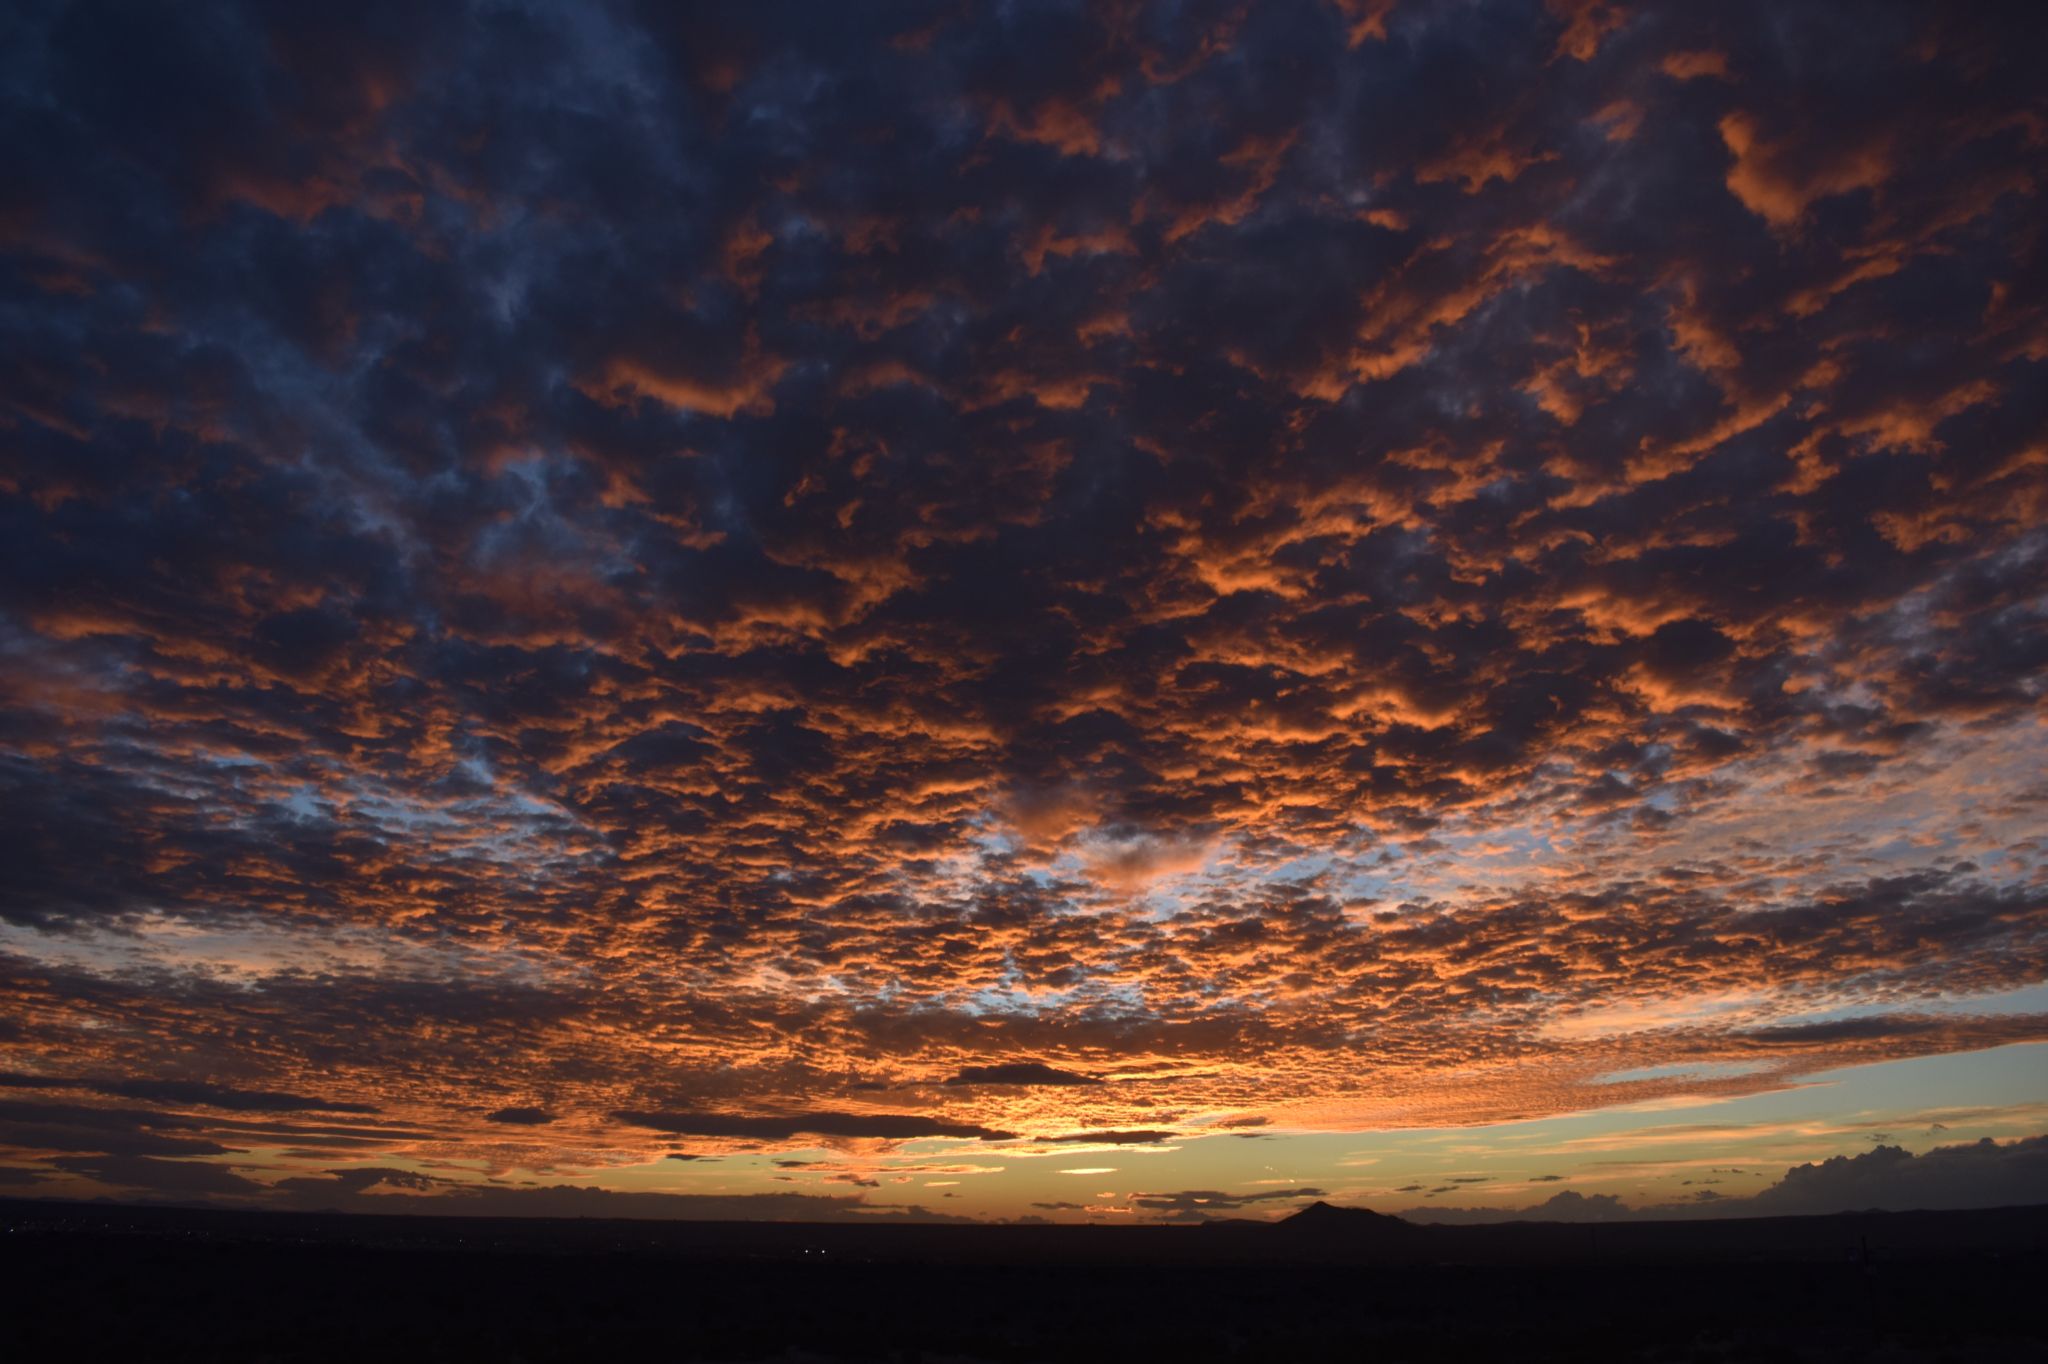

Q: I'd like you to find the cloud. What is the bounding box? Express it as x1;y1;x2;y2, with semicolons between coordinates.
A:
0;1099;241;1157
1404;1188;1632;1225
0;0;2042;1211
1747;1136;2048;1216
273;1166;439;1198
612;1110;1015;1142
269;1171;976;1223
0;1074;378;1114
101;1080;380;1115
1401;1135;2048;1223
483;1107;557;1126
1129;1186;1327;1220
49;1154;266;1197
944;1063;1100;1087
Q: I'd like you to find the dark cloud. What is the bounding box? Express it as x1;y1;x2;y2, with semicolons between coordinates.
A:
1129;1186;1327;1220
1747;1136;2048;1216
1402;1136;2048;1223
273;1166;440;1198
1403;1188;1632;1225
275;1173;976;1223
101;1080;380;1114
483;1106;557;1126
0;1074;376;1113
613;1110;1015;1142
0;1099;240;1158
1737;1018;1941;1047
49;1154;266;1197
944;1063;1100;1087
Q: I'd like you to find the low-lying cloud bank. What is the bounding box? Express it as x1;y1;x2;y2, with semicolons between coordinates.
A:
1399;1136;2048;1224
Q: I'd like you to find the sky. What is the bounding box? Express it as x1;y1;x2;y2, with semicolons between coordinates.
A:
1;0;2045;1225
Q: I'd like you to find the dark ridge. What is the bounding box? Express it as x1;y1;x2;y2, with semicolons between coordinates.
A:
4;1199;2045;1362
1279;1199;1415;1232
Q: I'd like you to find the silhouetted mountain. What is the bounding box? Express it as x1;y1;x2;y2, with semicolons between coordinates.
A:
1279;1200;1418;1236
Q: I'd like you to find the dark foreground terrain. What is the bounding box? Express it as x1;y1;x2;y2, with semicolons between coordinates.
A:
4;1199;2044;1362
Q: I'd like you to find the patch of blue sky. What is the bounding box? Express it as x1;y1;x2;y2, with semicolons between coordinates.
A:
1245;849;1338;884
1634;784;1680;813
960;985;1063;1016
1433;821;1559;866
955;953;1118;1017
968;824;1022;858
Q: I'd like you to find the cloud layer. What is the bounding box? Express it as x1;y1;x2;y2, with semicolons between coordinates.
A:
1;0;2045;1211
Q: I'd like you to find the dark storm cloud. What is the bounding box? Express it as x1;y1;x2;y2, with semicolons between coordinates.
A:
0;0;2044;1196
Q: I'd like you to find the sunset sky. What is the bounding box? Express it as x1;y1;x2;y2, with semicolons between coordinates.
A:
3;0;2046;1225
